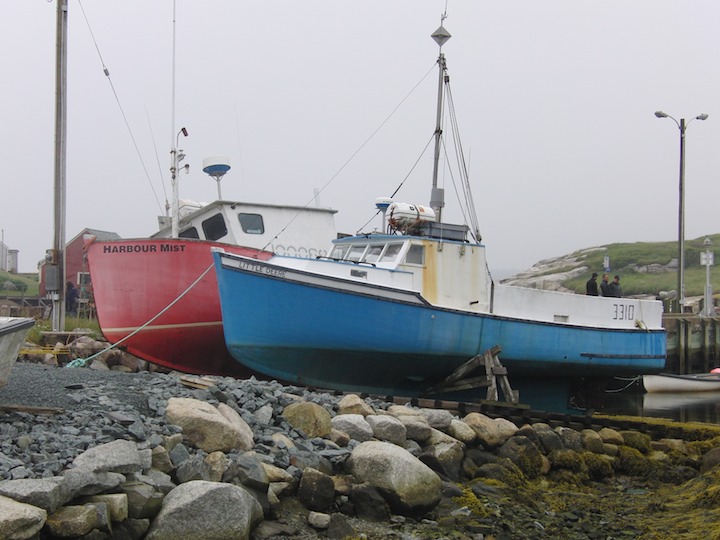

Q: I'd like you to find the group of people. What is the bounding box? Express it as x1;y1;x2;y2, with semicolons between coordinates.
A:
585;272;622;298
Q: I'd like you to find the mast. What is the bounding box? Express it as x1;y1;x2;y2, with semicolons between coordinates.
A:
169;0;187;238
430;18;451;222
51;0;69;331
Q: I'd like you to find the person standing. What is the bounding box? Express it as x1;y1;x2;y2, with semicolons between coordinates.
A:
66;281;79;314
600;274;612;297
609;275;622;298
585;272;599;296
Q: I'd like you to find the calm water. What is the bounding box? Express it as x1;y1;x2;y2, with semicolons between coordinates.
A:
592;379;720;425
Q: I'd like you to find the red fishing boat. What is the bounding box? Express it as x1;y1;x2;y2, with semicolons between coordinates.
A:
86;200;336;376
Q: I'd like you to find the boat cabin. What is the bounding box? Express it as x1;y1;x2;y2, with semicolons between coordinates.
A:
281;221;493;314
152;200;337;258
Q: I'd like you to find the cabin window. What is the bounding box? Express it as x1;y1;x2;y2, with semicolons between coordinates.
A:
179;227;200;239
405;244;424;265
330;245;350;260
347;245;367;262
362;245;384;263
202;213;228;241
238;213;264;234
379;243;402;262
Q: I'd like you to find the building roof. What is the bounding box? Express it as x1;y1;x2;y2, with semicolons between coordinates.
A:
68;228;122;245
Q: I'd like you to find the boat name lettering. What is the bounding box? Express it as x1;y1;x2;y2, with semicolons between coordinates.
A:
238;260;286;278
160;244;186;253
102;244;186;254
613;303;635;320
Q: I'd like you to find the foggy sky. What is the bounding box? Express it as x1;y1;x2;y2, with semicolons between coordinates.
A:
3;1;719;275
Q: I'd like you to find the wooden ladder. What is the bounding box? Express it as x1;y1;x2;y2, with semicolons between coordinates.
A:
423;345;520;405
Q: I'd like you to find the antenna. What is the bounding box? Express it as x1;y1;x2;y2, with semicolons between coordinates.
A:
375;197;393;233
203;156;231;200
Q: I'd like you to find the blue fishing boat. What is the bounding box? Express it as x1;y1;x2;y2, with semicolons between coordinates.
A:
211;18;666;401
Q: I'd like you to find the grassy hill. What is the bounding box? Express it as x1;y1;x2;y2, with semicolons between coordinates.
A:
0;269;39;297
521;234;720;298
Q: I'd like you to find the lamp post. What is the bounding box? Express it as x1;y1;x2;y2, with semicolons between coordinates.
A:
701;236;715;317
654;111;709;313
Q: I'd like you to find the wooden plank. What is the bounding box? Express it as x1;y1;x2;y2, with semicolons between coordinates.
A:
491;352;519;404
0;405;64;415
484;349;498;401
18;347;70;357
178;374;216;390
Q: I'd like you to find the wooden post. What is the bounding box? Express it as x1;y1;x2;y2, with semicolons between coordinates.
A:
678;318;687;374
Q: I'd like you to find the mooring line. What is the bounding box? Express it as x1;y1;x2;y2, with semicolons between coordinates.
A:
66;263;214;368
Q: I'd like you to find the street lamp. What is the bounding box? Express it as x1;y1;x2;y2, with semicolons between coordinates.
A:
701;236;715;317
654;111;709;313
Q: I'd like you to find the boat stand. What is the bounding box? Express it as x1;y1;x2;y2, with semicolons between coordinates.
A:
423;345;520;405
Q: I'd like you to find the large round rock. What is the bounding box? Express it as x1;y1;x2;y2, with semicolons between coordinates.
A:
144;480;262;540
346;441;441;516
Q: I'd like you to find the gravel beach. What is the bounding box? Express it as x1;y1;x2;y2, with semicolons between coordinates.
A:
3;361;720;539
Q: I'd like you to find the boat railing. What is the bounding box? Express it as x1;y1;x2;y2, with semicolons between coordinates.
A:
314;255;377;267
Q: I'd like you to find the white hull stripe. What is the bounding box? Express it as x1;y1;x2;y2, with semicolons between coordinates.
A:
104;321;223;333
219;255;428;305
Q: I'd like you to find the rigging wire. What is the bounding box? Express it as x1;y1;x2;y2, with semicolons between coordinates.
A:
67;262;214;368
260;61;438;251
145;106;169;211
445;80;481;242
234;103;247;194
77;0;165;216
355;133;437;233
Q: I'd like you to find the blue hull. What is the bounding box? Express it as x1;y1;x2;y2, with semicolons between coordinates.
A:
213;252;666;397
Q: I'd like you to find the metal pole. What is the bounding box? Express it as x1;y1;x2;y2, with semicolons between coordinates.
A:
430;20;450;222
677;119;686;313
170;0;179;239
171;146;179;238
705;249;711;316
703;238;714;317
52;0;68;332
430;52;446;222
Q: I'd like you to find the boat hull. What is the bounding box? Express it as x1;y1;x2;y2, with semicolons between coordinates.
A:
0;317;35;388
213;252;667;396
643;373;720;393
87;238;272;376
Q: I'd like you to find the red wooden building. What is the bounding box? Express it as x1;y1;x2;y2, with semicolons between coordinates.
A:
39;228;121;298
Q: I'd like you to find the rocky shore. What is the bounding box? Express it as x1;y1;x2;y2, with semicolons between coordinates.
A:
2;354;720;539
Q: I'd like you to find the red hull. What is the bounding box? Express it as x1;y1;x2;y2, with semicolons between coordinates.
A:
86;238;272;377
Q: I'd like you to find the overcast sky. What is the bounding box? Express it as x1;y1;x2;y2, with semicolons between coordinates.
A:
3;1;719;275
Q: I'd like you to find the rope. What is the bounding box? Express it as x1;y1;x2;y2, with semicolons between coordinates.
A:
604;376;642;393
260;62;437;251
355;134;436;233
77;0;165;215
66;263;214;368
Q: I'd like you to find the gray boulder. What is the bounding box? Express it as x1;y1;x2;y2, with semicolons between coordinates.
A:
70;439;143;474
282;402;332;438
145;480;262;540
0;494;47;540
166;397;250;453
331;414;374;442
0;478;64;513
463;413;517;448
346;440;441;515
297;467;335;512
366;414;407;446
